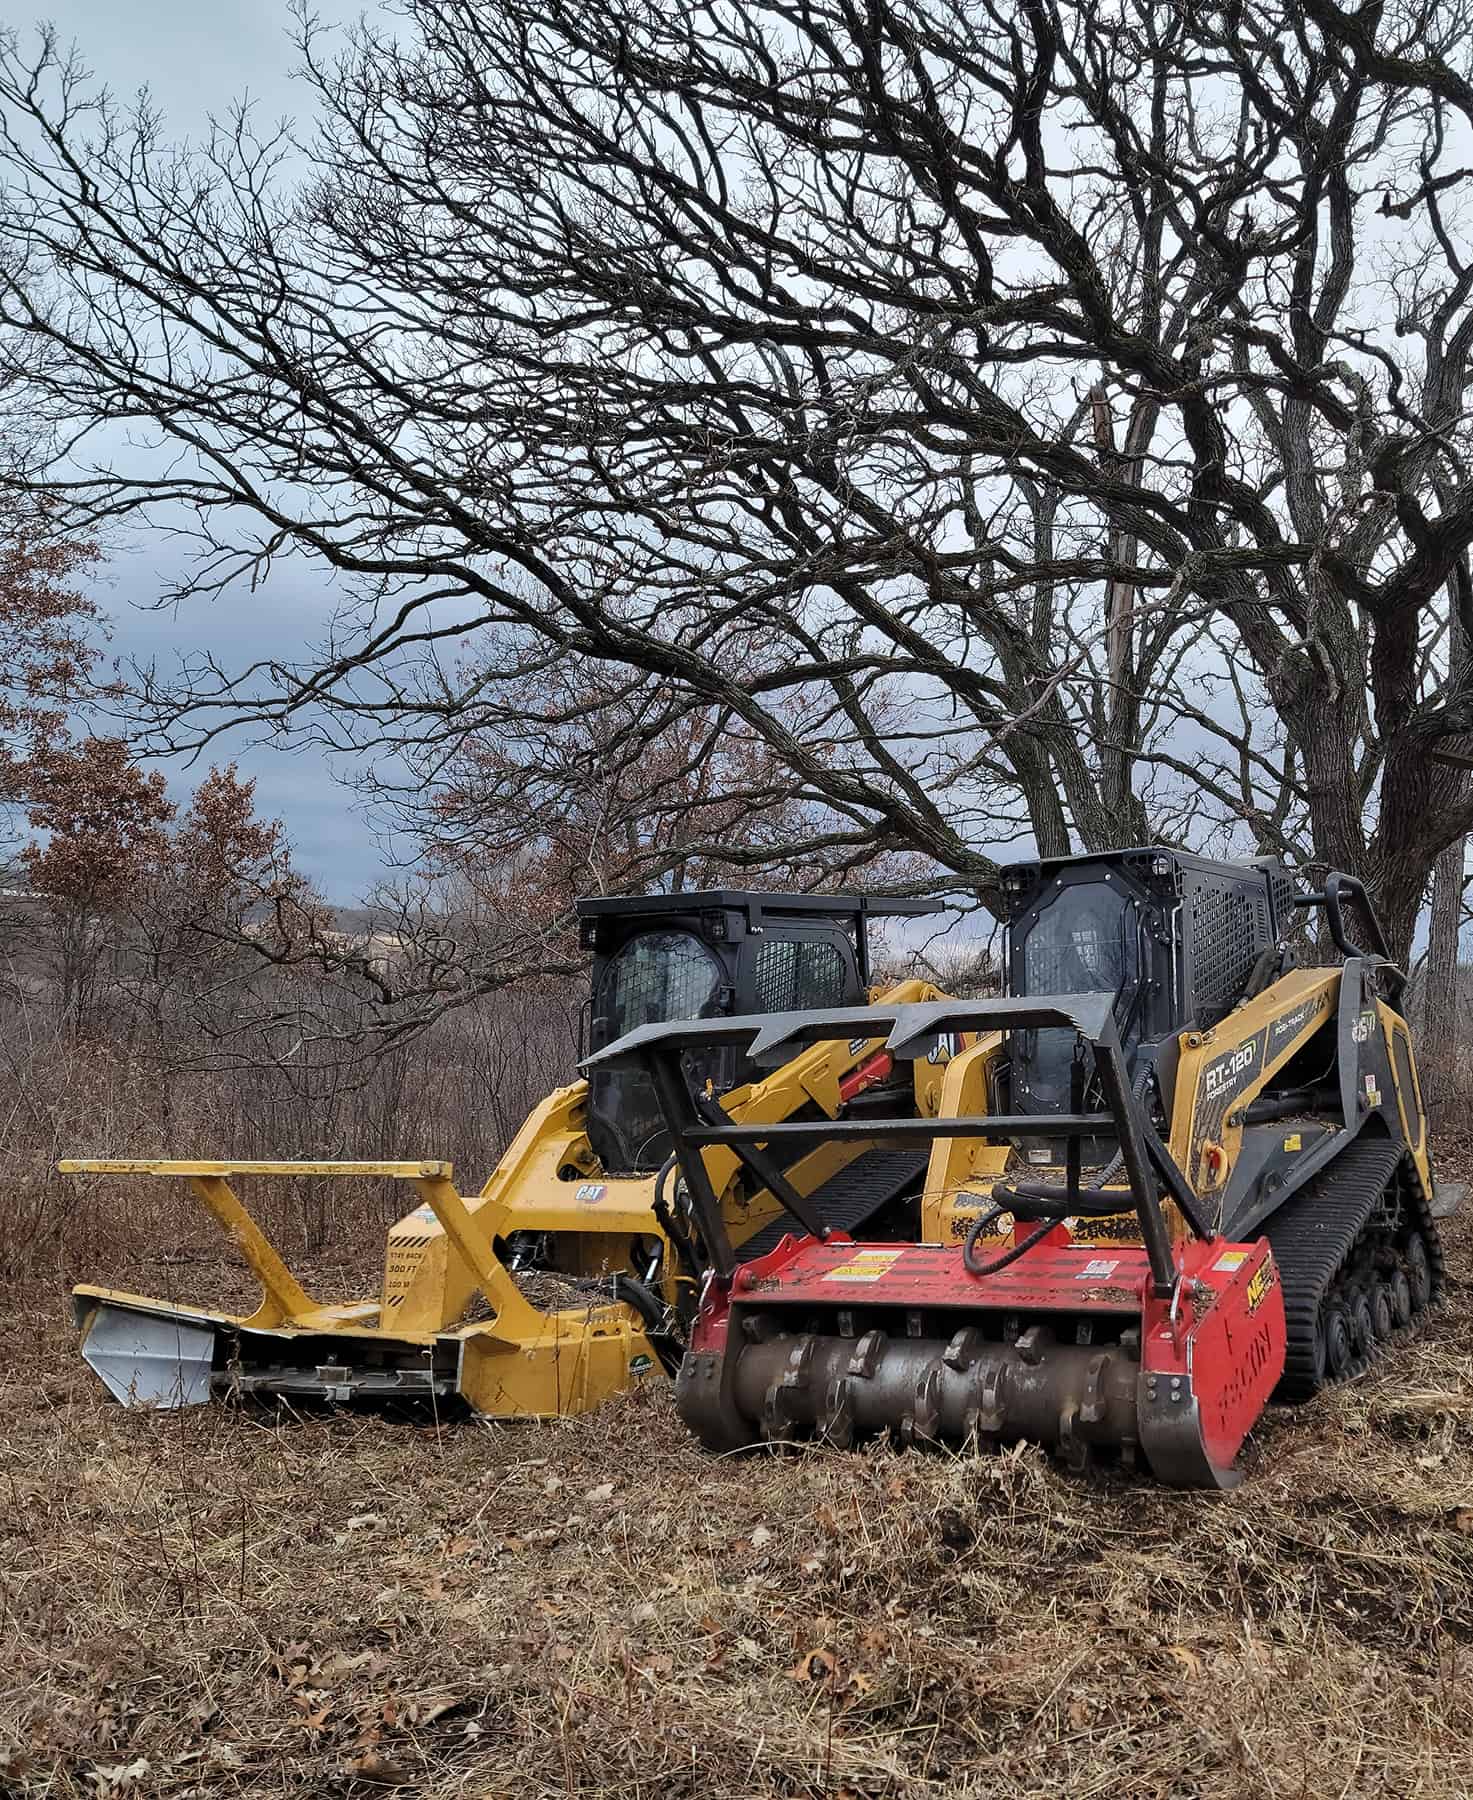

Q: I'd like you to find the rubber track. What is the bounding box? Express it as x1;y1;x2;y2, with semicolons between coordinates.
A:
1264;1135;1443;1400
735;1148;930;1263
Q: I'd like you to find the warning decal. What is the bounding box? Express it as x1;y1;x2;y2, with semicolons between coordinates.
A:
1213;1250;1248;1272
1076;1258;1120;1280
823;1248;904;1283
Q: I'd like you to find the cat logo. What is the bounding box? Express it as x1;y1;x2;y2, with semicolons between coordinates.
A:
575;1183;608;1204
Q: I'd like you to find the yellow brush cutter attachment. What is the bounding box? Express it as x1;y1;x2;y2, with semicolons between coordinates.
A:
69;1156;666;1415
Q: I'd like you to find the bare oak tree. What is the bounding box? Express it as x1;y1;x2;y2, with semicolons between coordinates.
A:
4;3;1473;956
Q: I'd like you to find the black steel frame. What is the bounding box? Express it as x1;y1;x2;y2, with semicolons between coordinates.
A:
583;996;1201;1296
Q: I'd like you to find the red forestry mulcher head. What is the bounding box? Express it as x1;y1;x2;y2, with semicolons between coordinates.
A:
584;849;1444;1488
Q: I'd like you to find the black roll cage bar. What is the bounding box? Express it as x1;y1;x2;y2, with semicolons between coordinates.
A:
1293;871;1390;962
1293;872;1406;1001
582;995;1200;1298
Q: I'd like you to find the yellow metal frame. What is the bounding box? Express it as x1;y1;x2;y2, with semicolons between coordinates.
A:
66;1157;663;1419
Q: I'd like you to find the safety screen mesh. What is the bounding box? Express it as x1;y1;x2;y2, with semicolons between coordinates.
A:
600;930;722;1036
1014;881;1135;1114
1186;877;1261;1021
1270;870;1298;938
753;938;847;1013
1021;885;1132;995
587;931;724;1174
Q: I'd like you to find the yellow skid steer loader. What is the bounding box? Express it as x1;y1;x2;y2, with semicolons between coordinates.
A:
66;890;958;1419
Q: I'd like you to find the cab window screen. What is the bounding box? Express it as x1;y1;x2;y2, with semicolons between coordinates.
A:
754;938;847;1012
588;930;724;1173
1015;882;1136;1114
1022;885;1133;995
601;930;722;1034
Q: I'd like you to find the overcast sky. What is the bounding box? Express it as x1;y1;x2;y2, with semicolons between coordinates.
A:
37;1;388;899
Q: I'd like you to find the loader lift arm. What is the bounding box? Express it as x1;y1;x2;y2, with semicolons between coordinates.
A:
59;1160;475;1331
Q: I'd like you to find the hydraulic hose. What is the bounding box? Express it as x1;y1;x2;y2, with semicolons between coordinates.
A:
608;1274;684;1377
962;1203;1056;1279
989;1177;1146;1219
651;1155;701;1281
989;1062;1157;1219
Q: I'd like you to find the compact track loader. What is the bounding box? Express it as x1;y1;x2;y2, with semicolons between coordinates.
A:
588;848;1450;1488
66;889;957;1418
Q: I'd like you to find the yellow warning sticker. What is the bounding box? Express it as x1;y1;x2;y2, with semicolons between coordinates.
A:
823;1248;903;1283
1283;1133;1302;1152
1213;1250;1248;1272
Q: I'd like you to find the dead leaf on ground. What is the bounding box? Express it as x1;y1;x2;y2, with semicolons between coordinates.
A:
406;1694;462;1726
273;1641;312;1686
317;1649;382;1684
85;1760;151;1794
344;1749;414;1785
787;1648;837;1683
1165;1644;1203;1677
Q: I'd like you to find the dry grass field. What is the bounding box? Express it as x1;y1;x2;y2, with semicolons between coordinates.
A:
4;1180;1473;1799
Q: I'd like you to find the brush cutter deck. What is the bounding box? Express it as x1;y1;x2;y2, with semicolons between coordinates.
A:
586;995;1289;1488
65;1159;663;1414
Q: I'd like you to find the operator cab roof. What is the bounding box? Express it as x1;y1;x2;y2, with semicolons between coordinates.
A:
997;844;1284;877
574;890;942;920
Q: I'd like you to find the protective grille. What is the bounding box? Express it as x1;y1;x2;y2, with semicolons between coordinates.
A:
601;930;721;1035
1024;928;1129;994
753;939;847;1012
1186;875;1264;1022
1270;870;1298;937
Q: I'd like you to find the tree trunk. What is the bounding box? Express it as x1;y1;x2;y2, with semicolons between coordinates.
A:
1421;834;1466;1117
